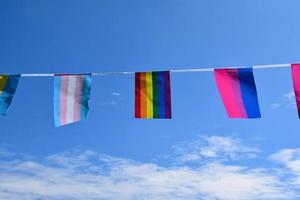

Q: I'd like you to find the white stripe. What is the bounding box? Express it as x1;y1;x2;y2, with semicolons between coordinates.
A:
66;76;77;124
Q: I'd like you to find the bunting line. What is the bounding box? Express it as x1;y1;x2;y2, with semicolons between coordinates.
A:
18;63;292;77
1;62;299;126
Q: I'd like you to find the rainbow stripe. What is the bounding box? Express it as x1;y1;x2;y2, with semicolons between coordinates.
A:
214;68;261;118
291;64;300;117
54;74;91;126
0;75;20;115
135;71;171;119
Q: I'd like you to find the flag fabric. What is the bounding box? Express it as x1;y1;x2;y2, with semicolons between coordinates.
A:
214;68;261;118
135;71;171;119
54;74;92;126
0;75;20;115
291;64;300;118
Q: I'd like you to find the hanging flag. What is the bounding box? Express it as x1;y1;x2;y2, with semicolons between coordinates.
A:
0;75;20;115
54;74;92;127
135;71;171;119
291;64;300;118
214;68;261;118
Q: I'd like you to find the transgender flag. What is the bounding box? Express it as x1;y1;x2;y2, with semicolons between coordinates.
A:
214;68;261;118
291;64;300;118
54;74;91;127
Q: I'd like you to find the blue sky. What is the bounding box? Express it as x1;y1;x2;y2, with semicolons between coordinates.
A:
1;0;300;199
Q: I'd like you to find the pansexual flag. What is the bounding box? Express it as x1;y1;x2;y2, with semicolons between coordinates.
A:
54;74;92;127
0;75;20;115
214;68;261;118
291;64;300;118
135;71;171;119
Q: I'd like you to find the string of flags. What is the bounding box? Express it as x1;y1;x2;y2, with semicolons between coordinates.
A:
0;63;300;127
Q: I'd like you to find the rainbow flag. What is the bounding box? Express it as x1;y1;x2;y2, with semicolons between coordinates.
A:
214;68;261;118
291;64;300;117
54;74;92;126
135;71;171;119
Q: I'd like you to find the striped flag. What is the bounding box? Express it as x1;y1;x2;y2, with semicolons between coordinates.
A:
214;68;261;118
135;71;171;119
54;74;92;127
291;64;300;117
0;75;20;115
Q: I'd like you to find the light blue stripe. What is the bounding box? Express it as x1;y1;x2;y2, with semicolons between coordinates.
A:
54;76;61;126
80;75;92;120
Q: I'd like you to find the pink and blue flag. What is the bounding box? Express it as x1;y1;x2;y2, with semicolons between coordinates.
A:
291;64;300;118
214;68;261;118
54;74;92;127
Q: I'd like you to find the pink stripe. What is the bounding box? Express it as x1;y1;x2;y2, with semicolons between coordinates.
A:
215;69;247;118
292;64;300;113
60;76;69;125
73;76;83;122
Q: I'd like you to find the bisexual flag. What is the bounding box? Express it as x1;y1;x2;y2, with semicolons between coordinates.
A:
214;68;261;118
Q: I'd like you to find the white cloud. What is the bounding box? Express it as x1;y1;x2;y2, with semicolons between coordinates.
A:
271;103;280;109
172;136;259;162
0;150;294;200
0;137;299;200
112;92;120;96
271;91;296;109
270;148;300;173
283;92;296;109
99;92;121;106
270;148;300;188
0;150;15;157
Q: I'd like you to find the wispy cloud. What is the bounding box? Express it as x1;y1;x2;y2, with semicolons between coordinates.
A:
0;137;298;200
99;92;121;107
172;136;260;163
270;148;300;173
99;101;117;106
270;148;300;188
112;92;120;96
271;103;280;109
271;91;296;109
283;92;296;109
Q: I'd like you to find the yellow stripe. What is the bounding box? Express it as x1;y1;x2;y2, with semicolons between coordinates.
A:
0;75;8;95
145;72;153;118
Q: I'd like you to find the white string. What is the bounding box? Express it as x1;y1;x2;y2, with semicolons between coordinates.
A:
19;63;292;77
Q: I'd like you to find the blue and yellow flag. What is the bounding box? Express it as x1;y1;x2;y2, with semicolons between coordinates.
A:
0;75;20;115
